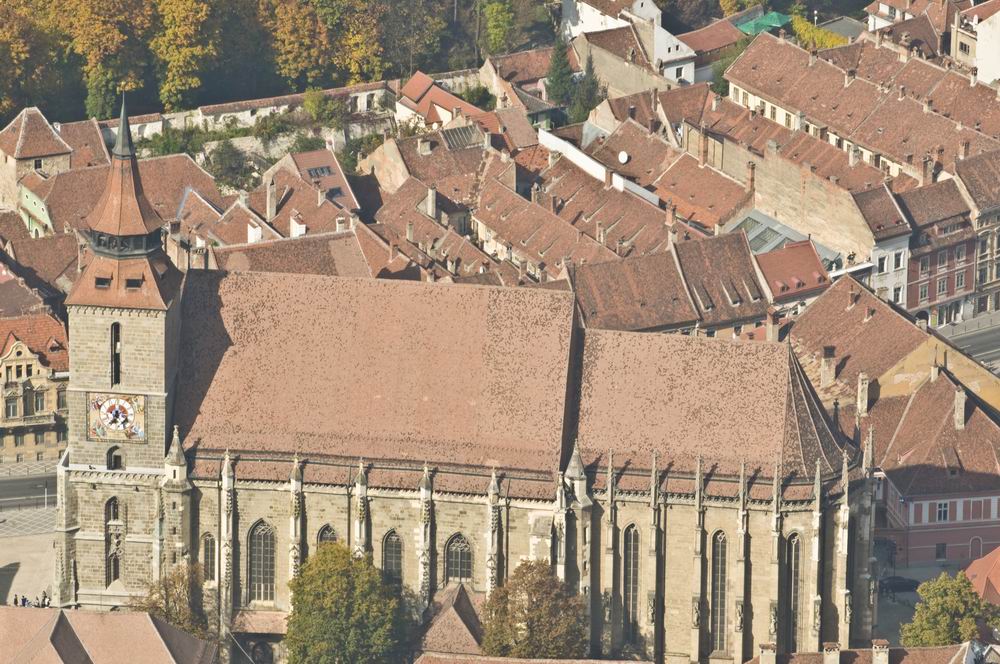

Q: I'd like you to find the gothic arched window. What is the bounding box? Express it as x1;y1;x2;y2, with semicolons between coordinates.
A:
383;530;402;582
317;525;337;544
445;533;472;583
623;524;640;643
107;446;123;470
203;534;217;582
106;551;120;586
110;323;122;387
249;521;276;603
105;497;119;523
785;533;801;652
710;531;728;652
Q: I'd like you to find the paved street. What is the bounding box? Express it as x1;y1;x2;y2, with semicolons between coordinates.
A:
0;474;56;512
951;325;1000;369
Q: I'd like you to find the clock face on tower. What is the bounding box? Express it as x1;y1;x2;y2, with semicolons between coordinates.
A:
88;394;146;442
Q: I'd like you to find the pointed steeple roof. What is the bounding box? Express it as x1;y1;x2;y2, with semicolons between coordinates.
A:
112;96;135;159
84;95;163;238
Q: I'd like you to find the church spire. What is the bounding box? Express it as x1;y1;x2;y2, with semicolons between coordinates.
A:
111;95;135;159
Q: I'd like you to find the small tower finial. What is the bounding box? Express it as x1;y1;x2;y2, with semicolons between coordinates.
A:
166;425;184;466
112;93;135;160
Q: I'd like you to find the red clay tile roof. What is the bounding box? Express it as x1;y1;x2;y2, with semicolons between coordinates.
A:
755;240;830;304
852;184;912;241
203;201;279;246
577;330;848;479
584;26;655;73
488;46;580;86
67;251;182;311
418;656;646;664
0;211;31;245
571;251;699;331
653;154;750;230
586;119;679;187
790;276;928;402
288;148;359;210
175;272;577;475
677;19;745;53
198;80;389;117
0;313;68;371
0;265;47;317
674;232;769;326
0;108;72;160
955;149;1000;212
422;584;484;656
34;154;223;234
6;233;81;295
399;71;484;123
249;169;349;238
896;178;970;227
966;546;1000;604
876;14;942;59
395;132;490;207
0;607;217;664
963;0;1000;20
213;231;372;277
84;153;165;237
57;119;110;169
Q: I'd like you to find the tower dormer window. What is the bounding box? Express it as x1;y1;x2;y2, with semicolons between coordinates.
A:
95;276;112;289
107;446;123;470
111;323;122;386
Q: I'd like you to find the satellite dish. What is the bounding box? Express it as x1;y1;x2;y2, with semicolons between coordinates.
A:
618;150;629;164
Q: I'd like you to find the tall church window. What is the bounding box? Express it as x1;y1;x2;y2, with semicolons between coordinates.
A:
110;323;122;386
445;534;472;583
383;530;402;582
317;525;337;544
710;531;728;652
107;446;123;470
623;524;640;642
105;497;120;522
203;534;217;582
105;497;121;586
785;534;801;652
249;521;276;602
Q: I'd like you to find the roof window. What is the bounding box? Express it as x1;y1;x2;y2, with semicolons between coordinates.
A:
95;276;112;289
125;277;144;290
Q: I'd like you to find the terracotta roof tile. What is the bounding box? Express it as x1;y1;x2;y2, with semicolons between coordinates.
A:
756;240;830;304
206;201;280;246
584;25;655;74
6;234;81;295
653;154;750;230
0;265;47;317
249;169;349;238
0;108;72;160
0;313;68;371
677;19;745;53
399;71;484;123
213;231;372;277
673;231;769;325
197;80;390;117
966;545;1000;604
56;119;110;169
956;149;1000;211
488;46;580;86
288;148;359;210
896;178;970;227
747;644;967;664
852;184;912;240
422;584;484;655
175;272;577;475
586;119;679;187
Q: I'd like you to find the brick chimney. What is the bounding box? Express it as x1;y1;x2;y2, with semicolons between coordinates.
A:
821;346;837;388
406;220;414;243
766;306;779;342
650;87;658;113
961;140;971;160
809;49;817;66
971;67;978;87
955;388;967;430
898;85;906;100
266;177;277;222
604;168;613;188
857;372;870;417
849;147;859;167
746;161;756;193
760;643;777;664
418;138;431;156
823;642;841;664
873;640;890;664
844;69;856;87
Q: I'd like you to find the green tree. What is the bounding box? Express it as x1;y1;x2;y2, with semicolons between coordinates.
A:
483;1;514;56
150;0;218;111
252;112;291;148
711;36;750;96
129;563;210;639
285;542;414;664
206;139;254;190
901;572;1000;646
790;15;848;50
380;0;447;77
459;85;496;110
291;131;326;152
482;559;587;659
545;41;573;108
567;53;605;124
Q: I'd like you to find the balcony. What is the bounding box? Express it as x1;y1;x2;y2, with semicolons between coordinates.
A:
3;412;56;428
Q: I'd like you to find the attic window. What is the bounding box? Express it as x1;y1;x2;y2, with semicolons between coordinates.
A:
125;277;144;290
307;166;332;179
95;276;112;289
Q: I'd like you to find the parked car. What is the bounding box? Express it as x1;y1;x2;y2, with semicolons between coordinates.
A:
879;576;920;594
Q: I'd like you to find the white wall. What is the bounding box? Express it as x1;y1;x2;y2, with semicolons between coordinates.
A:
562;0;629;40
977;15;1000;85
870;234;910;305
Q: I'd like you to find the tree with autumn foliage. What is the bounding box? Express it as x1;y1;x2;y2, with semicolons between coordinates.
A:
150;0;218;111
482;559;588;659
129;563;212;639
901;572;1000;646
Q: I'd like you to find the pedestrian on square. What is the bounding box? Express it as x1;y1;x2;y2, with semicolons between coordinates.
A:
21;596;27;607
12;594;18;607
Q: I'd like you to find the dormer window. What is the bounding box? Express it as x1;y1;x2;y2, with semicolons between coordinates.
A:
124;277;143;290
95;276;112;289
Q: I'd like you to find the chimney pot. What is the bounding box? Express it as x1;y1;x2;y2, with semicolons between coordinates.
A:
746;161;756;192
760;643;777;664
426;185;438;220
406;220;414;242
266;178;277;222
821;345;837;389
873;640;890;664
824;643;842;664
971;67;978;87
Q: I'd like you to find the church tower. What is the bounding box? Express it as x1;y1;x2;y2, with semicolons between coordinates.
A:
54;98;186;609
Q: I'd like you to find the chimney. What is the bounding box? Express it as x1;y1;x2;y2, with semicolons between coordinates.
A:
971;67;978;87
711;94;720;112
898;85;906;100
917;318;928;330
389;241;397;262
628;104;637;120
596;221;605;244
821;346;837;388
809;49;817;66
418;138;431;156
875;30;884;48
238;190;249;207
961;140;971;160
760;644;777;664
650;88;658;113
483;131;492;149
849;148;859;167
426;185;437;220
616;237;624;256
746;161;756;192
699;124;708;166
921;155;933;185
873;640;890;664
844;69;856;87
766;307;779;342
778;28;786;43
857;372;870;417
823;643;842;664
604;168;613;188
406;220;414;242
931;363;940;381
666;203;676;228
266;177;277;222
317;184;325;206
955;388;967;430
922;98;931;113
